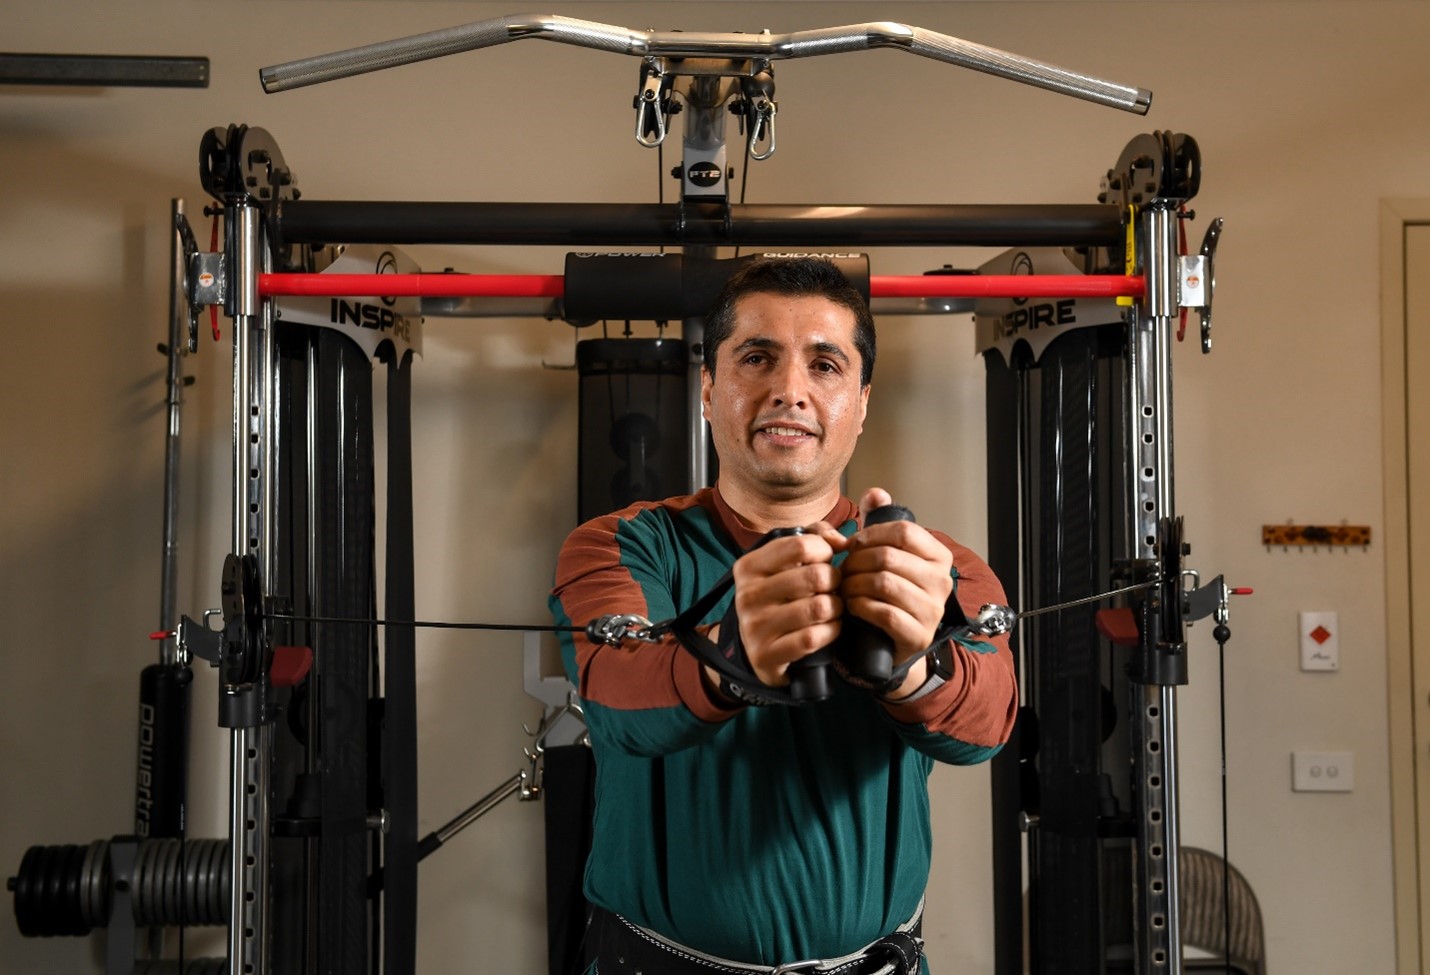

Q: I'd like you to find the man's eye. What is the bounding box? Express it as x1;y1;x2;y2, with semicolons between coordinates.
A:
813;360;838;373
742;353;768;365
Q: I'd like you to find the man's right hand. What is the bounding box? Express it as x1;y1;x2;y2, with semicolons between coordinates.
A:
725;524;846;687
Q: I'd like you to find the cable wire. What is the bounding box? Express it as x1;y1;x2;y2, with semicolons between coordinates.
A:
1216;621;1232;972
268;614;583;634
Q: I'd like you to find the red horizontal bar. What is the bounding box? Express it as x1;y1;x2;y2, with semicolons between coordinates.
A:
875;274;1144;299
260;273;566;298
257;272;1144;300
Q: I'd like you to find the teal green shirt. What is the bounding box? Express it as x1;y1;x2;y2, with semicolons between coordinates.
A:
551;488;1016;966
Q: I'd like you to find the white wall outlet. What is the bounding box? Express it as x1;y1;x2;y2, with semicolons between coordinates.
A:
1299;611;1339;671
1292;750;1354;792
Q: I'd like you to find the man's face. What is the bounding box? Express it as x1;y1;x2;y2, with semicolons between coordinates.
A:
701;292;870;502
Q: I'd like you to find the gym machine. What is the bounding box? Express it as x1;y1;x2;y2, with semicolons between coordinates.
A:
10;12;1239;975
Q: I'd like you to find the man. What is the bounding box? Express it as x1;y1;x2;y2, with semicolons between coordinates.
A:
550;256;1017;975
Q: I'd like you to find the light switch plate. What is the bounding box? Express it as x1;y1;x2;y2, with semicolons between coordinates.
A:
1292;750;1354;792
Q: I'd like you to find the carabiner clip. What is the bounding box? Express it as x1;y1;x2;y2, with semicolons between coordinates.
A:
586;613;661;647
634;62;668;149
968;604;1017;638
748;97;777;161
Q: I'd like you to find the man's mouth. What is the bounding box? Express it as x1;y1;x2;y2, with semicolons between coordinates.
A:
756;423;817;445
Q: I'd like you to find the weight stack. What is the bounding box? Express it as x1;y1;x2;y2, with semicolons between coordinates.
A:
577;338;688;524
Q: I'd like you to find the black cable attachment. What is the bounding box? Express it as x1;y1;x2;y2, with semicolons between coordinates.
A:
662;520;981;706
666;527;811;707
584;614;662;647
853;597;971;698
670;611;803;708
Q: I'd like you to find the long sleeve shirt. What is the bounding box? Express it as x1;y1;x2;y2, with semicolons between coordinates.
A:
550;486;1017;965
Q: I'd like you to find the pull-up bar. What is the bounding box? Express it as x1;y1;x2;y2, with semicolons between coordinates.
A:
258;273;1144;301
272;202;1126;249
259;14;1151;117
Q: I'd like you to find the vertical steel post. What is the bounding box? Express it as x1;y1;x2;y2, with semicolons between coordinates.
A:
684;312;709;493
1129;202;1183;974
679;74;735;493
228;199;273;975
161;198;187;668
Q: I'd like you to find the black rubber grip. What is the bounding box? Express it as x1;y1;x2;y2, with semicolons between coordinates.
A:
837;504;916;687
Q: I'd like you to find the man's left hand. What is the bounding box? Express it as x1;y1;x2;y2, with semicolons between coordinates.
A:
838;488;954;672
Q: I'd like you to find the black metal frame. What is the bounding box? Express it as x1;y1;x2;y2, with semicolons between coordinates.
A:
272;201;1124;250
987;323;1134;973
0;52;209;88
182;112;1207;975
7;16;1224;974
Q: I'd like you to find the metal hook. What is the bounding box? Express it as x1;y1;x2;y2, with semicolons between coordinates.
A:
586;613;660;647
748;97;777;160
1198;216;1223;354
174;211;202;352
518;695;590;800
523;696;588;754
519;756;541;801
522;703;563;748
634;61;668;149
967;604;1016;637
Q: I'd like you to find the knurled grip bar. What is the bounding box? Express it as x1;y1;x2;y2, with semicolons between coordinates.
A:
273;201;1125;248
258;14;1151;116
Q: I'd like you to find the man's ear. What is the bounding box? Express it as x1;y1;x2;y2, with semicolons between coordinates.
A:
857;383;870;433
700;366;714;420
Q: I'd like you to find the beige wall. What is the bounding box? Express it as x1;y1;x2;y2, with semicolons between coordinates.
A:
2;1;1424;971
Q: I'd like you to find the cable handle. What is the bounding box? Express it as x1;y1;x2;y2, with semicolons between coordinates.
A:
751;527;834;703
835;504;915;687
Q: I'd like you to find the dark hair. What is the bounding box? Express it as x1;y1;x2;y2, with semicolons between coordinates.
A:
703;256;876;386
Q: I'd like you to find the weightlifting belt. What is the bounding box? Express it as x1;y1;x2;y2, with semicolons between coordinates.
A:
587;899;924;975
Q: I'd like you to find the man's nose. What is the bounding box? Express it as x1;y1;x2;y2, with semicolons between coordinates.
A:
769;360;809;408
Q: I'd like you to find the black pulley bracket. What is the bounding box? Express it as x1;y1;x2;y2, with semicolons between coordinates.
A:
215;552;271;728
1098;130;1201;209
220;553;265;690
199;123;296;205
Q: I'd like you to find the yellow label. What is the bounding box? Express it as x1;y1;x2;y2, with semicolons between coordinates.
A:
1118;204;1137;307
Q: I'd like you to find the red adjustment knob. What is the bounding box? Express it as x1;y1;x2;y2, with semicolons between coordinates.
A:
1230;587;1254;596
271;645;313;688
1096;608;1140;647
149;630;173;641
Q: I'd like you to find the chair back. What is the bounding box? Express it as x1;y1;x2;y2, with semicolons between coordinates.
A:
1179;845;1266;975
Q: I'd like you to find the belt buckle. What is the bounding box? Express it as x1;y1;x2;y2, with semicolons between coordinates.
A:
771;961;822;975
